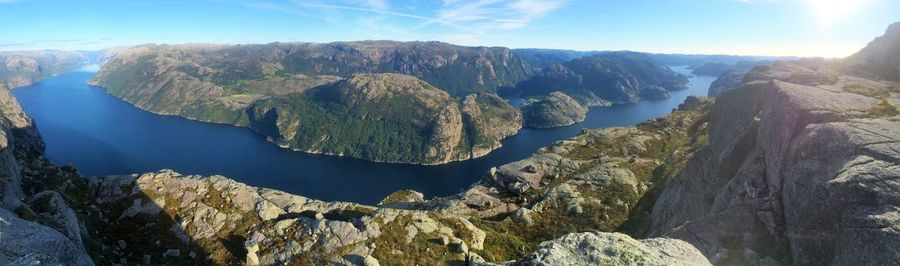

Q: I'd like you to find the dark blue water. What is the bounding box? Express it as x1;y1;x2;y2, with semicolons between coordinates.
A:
12;66;713;204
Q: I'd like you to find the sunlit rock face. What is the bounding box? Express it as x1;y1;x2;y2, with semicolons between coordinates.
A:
848;21;900;82
0;51;88;89
650;61;900;265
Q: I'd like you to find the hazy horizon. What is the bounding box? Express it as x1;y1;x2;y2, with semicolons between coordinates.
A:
1;0;899;57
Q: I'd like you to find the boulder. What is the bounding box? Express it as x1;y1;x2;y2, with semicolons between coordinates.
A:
0;208;94;265
515;232;711;265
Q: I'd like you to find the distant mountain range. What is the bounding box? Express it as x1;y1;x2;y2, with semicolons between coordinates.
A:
83;42;705;163
0;51;89;88
513;52;690;106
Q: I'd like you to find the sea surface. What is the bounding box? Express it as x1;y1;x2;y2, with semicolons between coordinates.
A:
12;66;715;204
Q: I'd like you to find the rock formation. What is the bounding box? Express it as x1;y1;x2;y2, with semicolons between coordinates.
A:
707;61;772;97
649;60;900;265
521;91;588;128
0;85;93;265
513;232;711;266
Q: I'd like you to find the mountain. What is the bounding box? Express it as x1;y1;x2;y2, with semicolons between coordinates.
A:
647;53;790;66
89;42;532;164
512;48;603;70
521;91;588;128
514;52;689;106
91;41;532;101
847;21;900;81
690;62;734;76
246;73;521;164
0;51;88;88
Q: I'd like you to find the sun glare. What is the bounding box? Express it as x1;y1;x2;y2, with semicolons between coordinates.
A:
805;0;869;27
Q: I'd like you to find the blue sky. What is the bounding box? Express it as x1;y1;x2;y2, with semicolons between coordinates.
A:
1;0;898;57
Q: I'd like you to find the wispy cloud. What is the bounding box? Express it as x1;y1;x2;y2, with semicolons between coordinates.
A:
0;39;110;50
221;0;568;46
287;0;480;32
424;0;566;32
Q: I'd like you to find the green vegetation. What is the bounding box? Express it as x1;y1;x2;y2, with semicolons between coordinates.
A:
226;79;255;94
369;214;467;265
251;91;445;163
470;105;711;262
91;43;529;163
515;52;689;103
245;74;520;164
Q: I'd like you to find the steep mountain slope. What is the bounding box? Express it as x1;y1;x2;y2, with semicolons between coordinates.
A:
246;73;521;164
0;51;88;88
514;52;689;106
649;59;900;265
848;21;900;81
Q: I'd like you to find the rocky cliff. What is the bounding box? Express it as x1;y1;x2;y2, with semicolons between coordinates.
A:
848;21;900;81
514;52;689;106
0;84;93;265
246;73;521;164
649;60;900;265
707;61;773;97
0;51;88;88
521;91;588;128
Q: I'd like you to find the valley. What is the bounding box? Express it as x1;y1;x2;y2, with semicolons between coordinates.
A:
12;63;713;204
0;1;897;263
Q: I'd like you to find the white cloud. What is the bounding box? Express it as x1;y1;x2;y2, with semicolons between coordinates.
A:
432;0;565;31
231;0;567;46
362;0;388;10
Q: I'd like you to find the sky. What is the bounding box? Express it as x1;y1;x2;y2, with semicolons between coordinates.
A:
0;0;898;57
